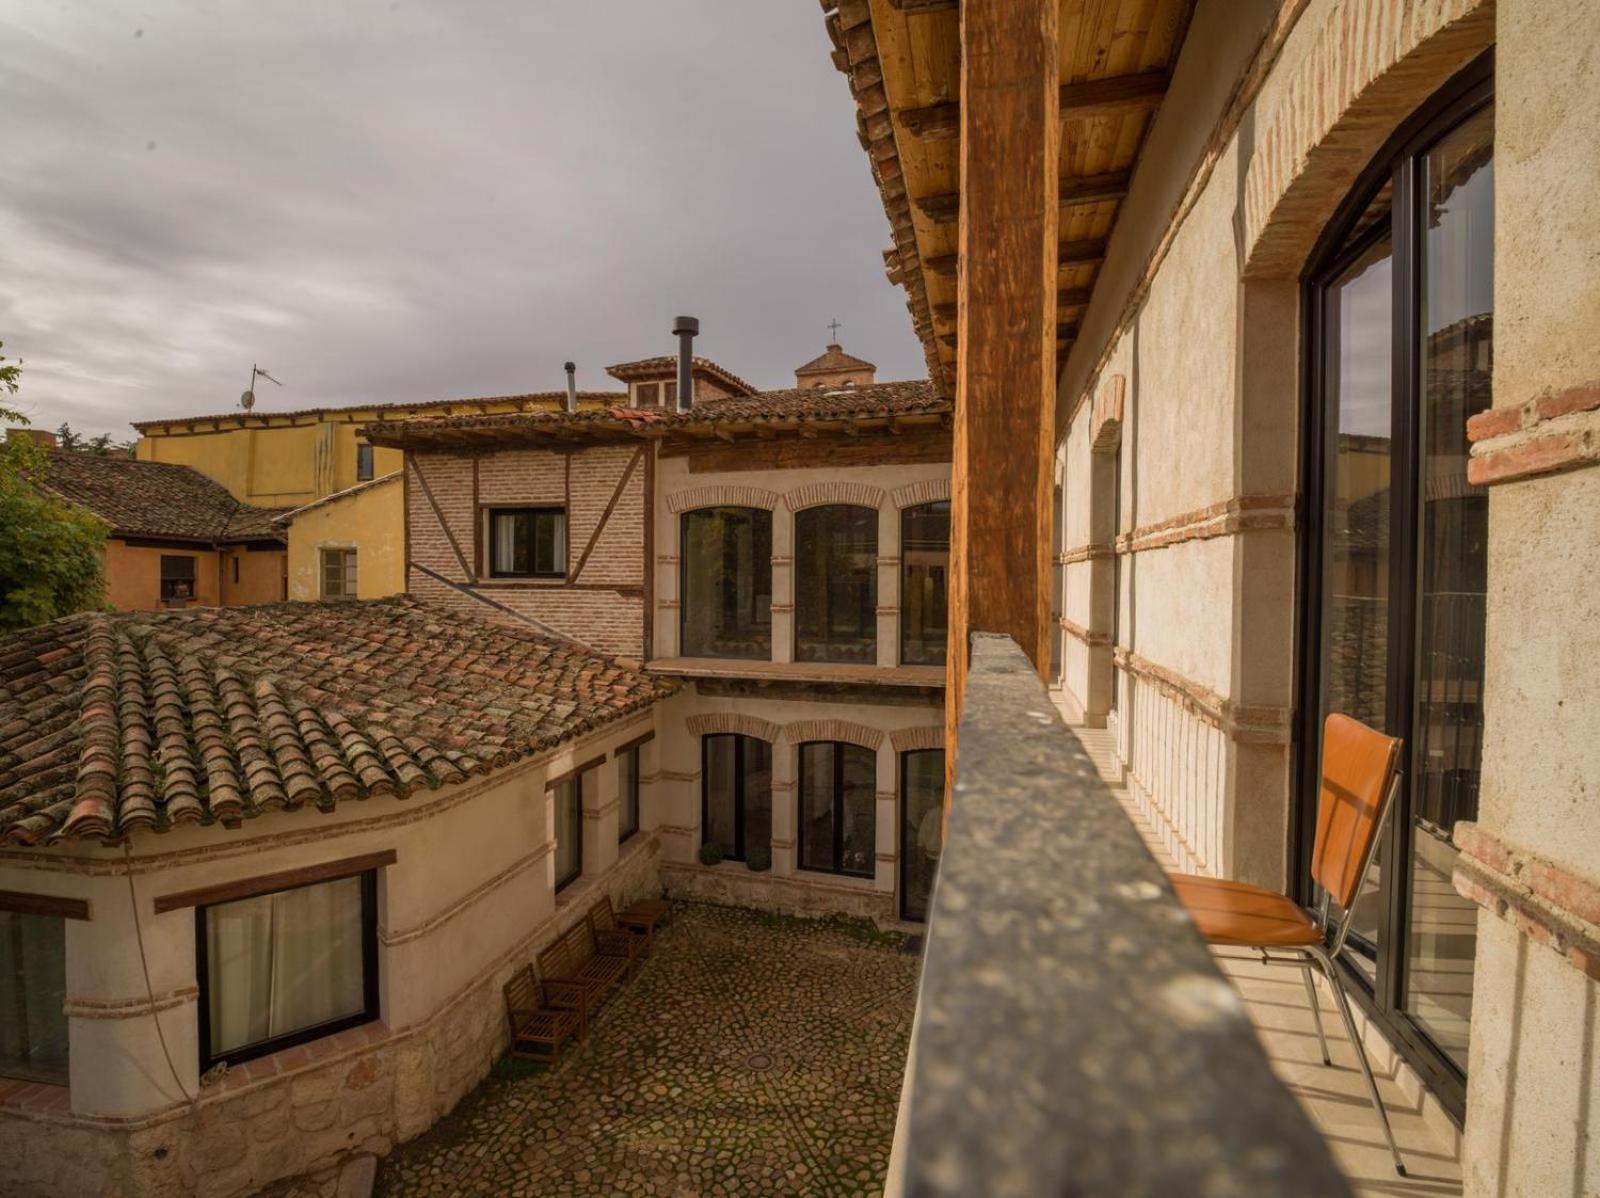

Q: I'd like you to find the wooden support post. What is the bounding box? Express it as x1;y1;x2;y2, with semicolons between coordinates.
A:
946;0;1060;785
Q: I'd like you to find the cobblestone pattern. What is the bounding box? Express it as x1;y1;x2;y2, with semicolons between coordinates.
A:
372;902;918;1197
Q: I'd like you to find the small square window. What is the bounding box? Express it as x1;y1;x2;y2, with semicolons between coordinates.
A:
321;548;357;599
489;508;566;578
355;444;374;482
160;555;197;604
636;382;660;408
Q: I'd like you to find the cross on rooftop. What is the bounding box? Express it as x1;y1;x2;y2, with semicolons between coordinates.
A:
828;318;841;341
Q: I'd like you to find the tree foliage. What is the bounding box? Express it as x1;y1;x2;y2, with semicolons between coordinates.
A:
55;422;132;457
0;342;110;631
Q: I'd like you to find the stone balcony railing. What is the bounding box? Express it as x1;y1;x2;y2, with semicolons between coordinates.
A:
885;633;1350;1197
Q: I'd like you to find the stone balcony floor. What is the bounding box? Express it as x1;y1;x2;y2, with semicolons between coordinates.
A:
373;903;919;1197
1065;715;1466;1198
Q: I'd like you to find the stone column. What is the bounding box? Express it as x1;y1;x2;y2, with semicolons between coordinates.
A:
876;504;900;668
771;508;794;664
1457;6;1600;1194
874;742;898;896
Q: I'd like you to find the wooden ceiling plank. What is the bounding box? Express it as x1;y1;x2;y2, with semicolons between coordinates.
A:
897;69;1168;141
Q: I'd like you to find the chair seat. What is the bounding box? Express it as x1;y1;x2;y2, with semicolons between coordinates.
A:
1169;873;1322;948
579;954;630;989
513;1009;578;1041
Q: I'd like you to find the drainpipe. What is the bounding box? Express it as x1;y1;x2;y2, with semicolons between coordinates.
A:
564;361;577;413
672;316;698;411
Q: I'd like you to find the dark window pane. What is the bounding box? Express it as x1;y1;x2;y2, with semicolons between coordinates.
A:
795;505;878;663
743;738;772;858
680;508;772;659
798;741;875;877
1405;101;1493;1071
900;750;945;922
160;554;197;602
490;509;565;578
0;912;67;1083
701;734;770;861
203;874;368;1063
356;444;374;481
1317;230;1395;985
703;736;738;858
618;747;640;842
554;776;582;889
900;502;949;665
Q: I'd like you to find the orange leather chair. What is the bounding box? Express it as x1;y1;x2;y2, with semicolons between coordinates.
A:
1169;712;1407;1176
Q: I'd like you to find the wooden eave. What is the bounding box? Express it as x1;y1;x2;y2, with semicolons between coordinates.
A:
826;0;1195;393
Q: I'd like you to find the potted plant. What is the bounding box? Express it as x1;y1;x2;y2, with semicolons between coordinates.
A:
698;842;724;867
746;847;771;873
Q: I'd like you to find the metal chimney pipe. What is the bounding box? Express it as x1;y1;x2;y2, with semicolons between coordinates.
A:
564;361;577;413
672;316;699;411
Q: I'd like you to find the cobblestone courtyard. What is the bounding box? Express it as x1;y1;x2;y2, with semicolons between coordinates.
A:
374;903;920;1197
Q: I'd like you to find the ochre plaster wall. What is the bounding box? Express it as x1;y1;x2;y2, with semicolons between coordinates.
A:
284;476;405;602
103;542;222;613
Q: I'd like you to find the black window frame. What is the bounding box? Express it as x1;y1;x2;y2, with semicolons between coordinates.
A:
1293;51;1493;1121
488;506;567;580
700;733;771;863
355;443;375;482
794;503;879;664
899;501;950;666
194;869;380;1073
553;774;584;892
796;740;876;880
159;554;197;603
618;745;641;844
898;748;945;923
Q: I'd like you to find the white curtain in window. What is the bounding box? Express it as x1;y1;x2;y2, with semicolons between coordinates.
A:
206;876;366;1056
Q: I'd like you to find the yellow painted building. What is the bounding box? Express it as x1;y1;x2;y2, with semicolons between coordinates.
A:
279;472;406;601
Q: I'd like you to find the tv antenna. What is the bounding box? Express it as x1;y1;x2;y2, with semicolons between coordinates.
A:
241;364;283;411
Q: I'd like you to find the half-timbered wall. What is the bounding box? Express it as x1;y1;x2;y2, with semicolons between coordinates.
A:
404;444;648;657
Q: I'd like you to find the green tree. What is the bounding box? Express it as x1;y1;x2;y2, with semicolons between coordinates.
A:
0;343;109;631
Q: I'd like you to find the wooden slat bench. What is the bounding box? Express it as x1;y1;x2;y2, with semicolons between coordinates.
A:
537;921;629;1035
586;895;648;977
502;966;582;1067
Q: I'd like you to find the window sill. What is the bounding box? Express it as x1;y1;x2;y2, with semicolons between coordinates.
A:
208;1021;391;1093
646;658;945;689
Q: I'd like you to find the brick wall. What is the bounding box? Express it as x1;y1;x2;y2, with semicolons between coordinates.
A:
406;445;646;657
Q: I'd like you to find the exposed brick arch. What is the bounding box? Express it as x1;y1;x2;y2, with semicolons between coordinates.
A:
1241;0;1493;278
890;477;951;509
782;719;884;752
784;481;885;512
684;712;782;743
664;485;781;515
889;726;944;753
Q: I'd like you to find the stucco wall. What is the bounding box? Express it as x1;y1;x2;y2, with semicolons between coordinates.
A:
0;715;660;1198
103;542;222;613
284;475;405;602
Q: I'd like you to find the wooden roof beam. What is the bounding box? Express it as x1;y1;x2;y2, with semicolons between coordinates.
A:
934;287;1091;322
898;71;1169;142
926;237;1106;278
885;0;959;12
917;171;1129;224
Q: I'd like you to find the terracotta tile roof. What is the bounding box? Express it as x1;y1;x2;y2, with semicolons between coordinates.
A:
364;379;947;450
0;597;674;846
30;451;287;545
794;343;876;376
129;391;626;431
603;356;757;396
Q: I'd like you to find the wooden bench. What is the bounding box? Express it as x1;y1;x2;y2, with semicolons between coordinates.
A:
502;966;582;1067
616;898;672;949
586;895;648;977
536;921;629;1035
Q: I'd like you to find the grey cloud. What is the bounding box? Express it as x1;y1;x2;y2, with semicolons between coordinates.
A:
0;1;921;438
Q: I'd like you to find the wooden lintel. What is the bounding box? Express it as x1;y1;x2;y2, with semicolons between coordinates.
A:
0;890;90;920
898;71;1168;142
154;850;398;913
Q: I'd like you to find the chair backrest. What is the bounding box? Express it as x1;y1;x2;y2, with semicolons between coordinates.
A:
503;965;539;1024
587;894;618;934
537;934;577;980
1310;713;1402;911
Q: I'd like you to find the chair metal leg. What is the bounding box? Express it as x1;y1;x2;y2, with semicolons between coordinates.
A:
1308;946;1407;1177
1300;961;1332;1066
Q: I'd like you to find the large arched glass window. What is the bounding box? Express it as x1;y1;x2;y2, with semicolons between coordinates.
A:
1300;58;1491;1103
701;734;771;862
900;501;949;666
794;505;878;663
680;507;772;659
797;741;876;877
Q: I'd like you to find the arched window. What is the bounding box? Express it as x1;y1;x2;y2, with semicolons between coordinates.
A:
797;741;876;877
794;505;877;663
701;734;771;862
680;507;772;659
899;501;949;665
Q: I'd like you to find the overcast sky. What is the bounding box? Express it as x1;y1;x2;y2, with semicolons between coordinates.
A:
0;2;922;439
